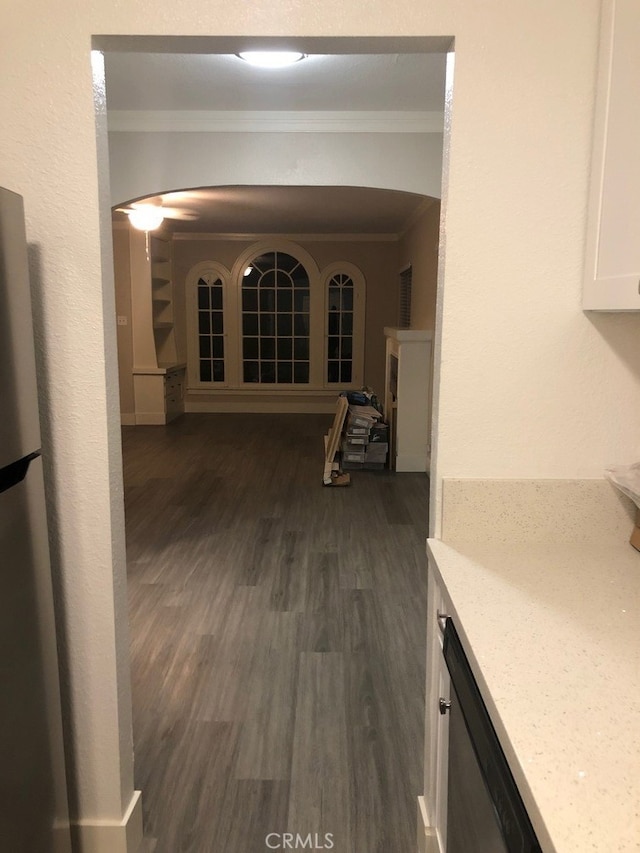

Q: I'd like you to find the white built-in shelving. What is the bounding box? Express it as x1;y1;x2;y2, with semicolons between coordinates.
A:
130;229;185;424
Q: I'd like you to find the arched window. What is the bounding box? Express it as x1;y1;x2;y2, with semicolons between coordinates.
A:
241;251;310;384
186;261;230;389
323;263;365;388
327;272;354;384
187;247;364;394
197;272;225;382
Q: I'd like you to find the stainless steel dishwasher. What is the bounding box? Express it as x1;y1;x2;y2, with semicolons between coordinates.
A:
442;617;542;853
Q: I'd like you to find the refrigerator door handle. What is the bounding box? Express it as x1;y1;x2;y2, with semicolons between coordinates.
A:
0;451;41;495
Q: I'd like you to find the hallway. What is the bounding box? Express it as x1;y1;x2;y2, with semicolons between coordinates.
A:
123;413;429;852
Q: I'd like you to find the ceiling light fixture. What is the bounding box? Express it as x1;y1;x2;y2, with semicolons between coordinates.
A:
127;206;165;231
238;51;306;69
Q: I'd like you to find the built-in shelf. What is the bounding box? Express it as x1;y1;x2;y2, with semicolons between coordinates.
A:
130;229;184;424
133;362;186;376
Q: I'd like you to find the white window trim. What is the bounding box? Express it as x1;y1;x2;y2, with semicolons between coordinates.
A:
321;261;366;389
186;259;232;389
231;239;323;390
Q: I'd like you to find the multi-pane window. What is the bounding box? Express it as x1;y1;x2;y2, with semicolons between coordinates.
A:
197;273;225;382
188;246;365;392
241;251;310;384
327;273;354;384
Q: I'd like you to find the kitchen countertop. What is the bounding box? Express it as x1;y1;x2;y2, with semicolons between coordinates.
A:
427;537;640;853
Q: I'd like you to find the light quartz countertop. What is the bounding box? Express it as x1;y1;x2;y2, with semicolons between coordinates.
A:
427;537;640;853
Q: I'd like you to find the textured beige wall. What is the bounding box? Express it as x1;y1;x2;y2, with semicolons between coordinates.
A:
398;200;441;330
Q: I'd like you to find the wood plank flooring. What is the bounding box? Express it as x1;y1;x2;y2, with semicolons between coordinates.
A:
122;413;429;853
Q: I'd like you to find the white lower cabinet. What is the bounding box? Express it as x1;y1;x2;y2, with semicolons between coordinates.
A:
422;562;450;852
133;366;185;425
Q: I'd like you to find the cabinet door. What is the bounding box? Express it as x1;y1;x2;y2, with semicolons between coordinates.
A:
424;568;450;853
584;0;640;310
433;653;450;853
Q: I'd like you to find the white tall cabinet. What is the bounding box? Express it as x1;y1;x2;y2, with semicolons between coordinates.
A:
384;328;433;473
129;229;185;424
583;0;640;310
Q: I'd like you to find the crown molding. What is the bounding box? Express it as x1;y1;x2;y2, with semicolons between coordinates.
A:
172;232;399;242
107;109;445;134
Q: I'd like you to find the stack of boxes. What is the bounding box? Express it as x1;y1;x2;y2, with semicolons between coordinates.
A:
341;405;389;470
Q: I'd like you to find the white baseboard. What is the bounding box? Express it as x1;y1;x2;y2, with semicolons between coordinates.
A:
71;790;143;853
134;413;167;425
185;401;335;414
120;413;136;426
417;797;439;853
396;453;429;473
417;796;428;853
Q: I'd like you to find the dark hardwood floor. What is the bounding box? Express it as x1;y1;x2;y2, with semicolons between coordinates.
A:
122;413;429;853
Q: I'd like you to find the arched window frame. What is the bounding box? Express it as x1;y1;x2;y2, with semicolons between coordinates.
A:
321;261;366;389
230;240;324;389
186;260;231;389
185;244;366;393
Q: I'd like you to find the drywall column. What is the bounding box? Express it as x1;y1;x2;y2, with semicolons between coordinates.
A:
1;46;140;852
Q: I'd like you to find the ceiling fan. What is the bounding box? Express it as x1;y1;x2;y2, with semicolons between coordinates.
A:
115;196;199;231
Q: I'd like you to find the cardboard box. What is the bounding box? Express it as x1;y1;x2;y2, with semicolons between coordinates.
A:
346;423;370;436
348;405;381;428
342;460;364;469
365;443;388;462
342;436;368;448
342;450;366;463
631;509;640;552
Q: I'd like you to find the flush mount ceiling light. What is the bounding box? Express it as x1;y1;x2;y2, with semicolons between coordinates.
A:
237;51;306;68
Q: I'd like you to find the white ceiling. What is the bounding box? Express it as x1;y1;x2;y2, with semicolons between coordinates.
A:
104;52;447;112
106;50;446;234
114;186;435;236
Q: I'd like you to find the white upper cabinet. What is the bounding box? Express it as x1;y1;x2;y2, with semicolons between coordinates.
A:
584;0;640;310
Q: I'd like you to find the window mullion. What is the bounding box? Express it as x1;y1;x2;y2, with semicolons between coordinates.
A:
308;269;324;386
226;270;240;386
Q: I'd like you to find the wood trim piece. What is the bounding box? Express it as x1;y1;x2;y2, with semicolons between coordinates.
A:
325;395;349;466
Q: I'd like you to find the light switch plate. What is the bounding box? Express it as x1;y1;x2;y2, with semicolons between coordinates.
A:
117;316;128;326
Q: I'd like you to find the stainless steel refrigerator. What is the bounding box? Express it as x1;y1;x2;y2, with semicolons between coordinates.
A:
0;187;72;852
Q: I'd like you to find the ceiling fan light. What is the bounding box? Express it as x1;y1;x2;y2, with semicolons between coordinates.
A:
238;51;306;69
128;206;165;231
